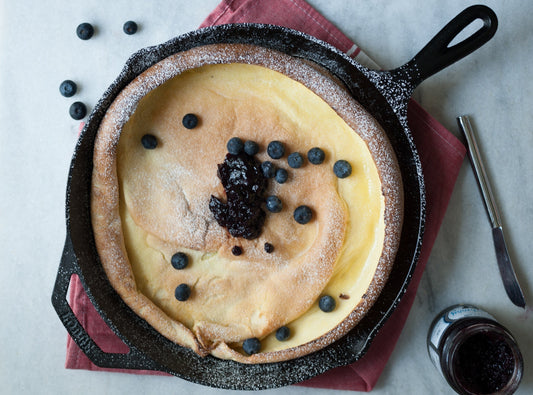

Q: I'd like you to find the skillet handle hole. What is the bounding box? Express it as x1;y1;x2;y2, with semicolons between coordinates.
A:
52;234;163;371
447;18;485;48
402;5;497;86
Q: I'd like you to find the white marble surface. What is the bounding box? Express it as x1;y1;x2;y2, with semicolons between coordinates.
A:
0;0;531;394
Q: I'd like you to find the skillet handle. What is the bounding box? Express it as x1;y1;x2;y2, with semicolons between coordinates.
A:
51;233;163;371
395;4;497;87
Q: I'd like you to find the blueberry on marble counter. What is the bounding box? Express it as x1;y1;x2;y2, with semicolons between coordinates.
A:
123;21;138;35
69;101;87;120
76;23;94;40
59;80;77;97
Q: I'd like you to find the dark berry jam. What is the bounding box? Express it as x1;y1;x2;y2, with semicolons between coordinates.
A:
454;331;515;394
209;152;267;239
428;305;523;395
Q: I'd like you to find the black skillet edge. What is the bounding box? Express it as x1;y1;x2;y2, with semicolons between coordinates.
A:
49;8;499;385
52;23;427;390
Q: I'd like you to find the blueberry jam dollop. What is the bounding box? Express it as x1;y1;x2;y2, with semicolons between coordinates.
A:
455;332;516;394
209;152;268;239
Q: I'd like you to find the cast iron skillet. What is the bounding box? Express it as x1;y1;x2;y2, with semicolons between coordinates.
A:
52;5;497;390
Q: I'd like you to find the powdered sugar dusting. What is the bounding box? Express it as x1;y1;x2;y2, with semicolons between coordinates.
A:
93;42;404;367
82;24;426;389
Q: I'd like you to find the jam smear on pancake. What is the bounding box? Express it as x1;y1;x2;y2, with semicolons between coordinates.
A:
209;152;267;239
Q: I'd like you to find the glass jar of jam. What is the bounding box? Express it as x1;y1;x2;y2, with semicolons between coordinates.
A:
427;304;523;394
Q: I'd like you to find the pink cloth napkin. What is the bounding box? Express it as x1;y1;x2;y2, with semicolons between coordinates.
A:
65;0;466;391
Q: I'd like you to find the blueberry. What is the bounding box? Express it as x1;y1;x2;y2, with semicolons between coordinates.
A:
182;113;198;129
261;161;276;178
267;141;285;159
76;23;94;40
307;147;325;165
69;101;87;120
264;243;274;253
171;252;188;270
275;326;290;341
227;137;244;155
244;140;259;156
232;246;243;256
175;284;191;301
266;196;282;213
333;160;352;178
59;80;77;97
275;168;288;184
123;21;138;35
294;205;312;224
319;295;336;312
141;134;157;149
242;337;261;355
287;152;304;168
